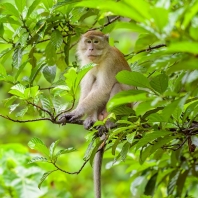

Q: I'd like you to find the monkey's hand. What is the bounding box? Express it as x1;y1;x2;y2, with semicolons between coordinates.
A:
59;111;82;125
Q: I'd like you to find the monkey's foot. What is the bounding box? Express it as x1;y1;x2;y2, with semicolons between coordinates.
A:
83;118;95;130
59;113;79;125
96;125;107;137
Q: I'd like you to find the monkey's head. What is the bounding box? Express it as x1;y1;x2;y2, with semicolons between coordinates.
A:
77;30;110;64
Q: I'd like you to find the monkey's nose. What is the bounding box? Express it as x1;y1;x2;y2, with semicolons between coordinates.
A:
89;48;94;51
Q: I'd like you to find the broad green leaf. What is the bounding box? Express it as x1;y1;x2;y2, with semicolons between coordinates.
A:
15;0;26;12
54;147;76;158
148;113;167;123
156;169;175;186
126;132;136;144
12;46;22;69
28;156;48;164
136;131;172;150
74;63;94;93
53;0;84;10
28;137;50;158
168;170;180;194
64;67;77;91
125;0;151;20
150;73;168;94
49;140;60;158
167;42;198;54
107;90;148;111
51;30;63;48
0;48;13;59
182;100;198;123
139;144;152;165
29;62;46;85
0;23;4;36
24;86;40;99
40;96;53;112
9;103;19;113
134;33;158;52
43;65;56;83
16;107;28;117
15;60;29;80
1;3;20;17
116;71;151;88
167;58;198;74
182;1;198;29
9;84;25;98
150;135;179;154
27;0;41;17
162;96;188;122
38;171;54;189
176;170;189;197
150;7;169;32
56;56;67;71
84;138;95;160
114;21;149;33
120;142;131;161
76;0;149;22
45;42;57;65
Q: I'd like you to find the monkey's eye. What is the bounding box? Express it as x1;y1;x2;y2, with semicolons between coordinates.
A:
94;40;99;44
87;40;92;43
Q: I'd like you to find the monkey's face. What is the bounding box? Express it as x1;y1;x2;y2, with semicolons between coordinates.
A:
78;34;109;63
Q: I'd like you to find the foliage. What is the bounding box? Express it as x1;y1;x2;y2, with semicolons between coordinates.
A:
0;0;198;197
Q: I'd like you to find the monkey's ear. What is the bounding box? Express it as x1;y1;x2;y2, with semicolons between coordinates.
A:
105;34;109;42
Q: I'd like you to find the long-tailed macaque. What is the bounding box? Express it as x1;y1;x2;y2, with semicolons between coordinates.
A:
60;30;131;198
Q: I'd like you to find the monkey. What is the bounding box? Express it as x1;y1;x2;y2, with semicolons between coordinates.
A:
60;30;131;198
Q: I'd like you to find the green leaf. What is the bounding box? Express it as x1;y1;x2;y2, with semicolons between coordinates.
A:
167;58;198;74
28;137;50;158
107;90;148;111
40;96;53;112
126;132;136;144
167;41;198;54
43;65;56;83
9;84;25;98
45;42;57;65
84;138;95;160
53;0;81;10
0;23;4;36
76;0;149;22
116;71;151;88
24;86;40;99
51;30;63;48
150;73;168;94
1;3;20;17
182;1;198;29
29;62;46;85
139;144;152;165
54;147;76;159
16;107;28;117
120;142;131;161
49;140;60;159
114;21;149;33
150;7;169;32
74;63;94;93
27;0;41;17
28;156;48;164
12;46;22;69
136;131;172;150
162;96;188;122
134;33;158;52
15;0;26;12
38;171;54;189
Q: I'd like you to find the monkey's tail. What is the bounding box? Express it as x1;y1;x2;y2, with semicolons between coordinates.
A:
93;145;104;198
